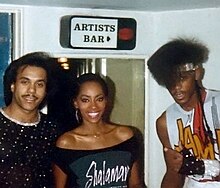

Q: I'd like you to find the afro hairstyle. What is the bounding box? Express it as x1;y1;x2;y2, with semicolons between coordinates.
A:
147;37;209;87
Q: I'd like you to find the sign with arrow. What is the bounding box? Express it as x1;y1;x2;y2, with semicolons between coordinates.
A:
70;17;118;48
60;16;136;50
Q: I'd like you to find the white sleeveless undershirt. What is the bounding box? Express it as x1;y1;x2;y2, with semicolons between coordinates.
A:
166;89;220;185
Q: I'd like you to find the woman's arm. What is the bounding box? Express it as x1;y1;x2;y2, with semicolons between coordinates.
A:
53;164;68;188
53;134;70;188
128;160;146;188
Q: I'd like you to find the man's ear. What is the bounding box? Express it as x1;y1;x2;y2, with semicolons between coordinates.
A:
195;66;205;88
195;66;204;81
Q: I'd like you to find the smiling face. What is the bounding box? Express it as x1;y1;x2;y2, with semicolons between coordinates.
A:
10;65;47;113
73;81;107;125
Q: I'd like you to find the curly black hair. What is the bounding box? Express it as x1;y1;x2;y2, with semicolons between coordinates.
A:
147;37;209;87
3;51;55;109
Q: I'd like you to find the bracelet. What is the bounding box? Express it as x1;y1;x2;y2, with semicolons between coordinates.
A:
178;148;205;175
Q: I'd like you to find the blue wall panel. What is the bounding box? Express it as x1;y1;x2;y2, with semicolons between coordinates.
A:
0;13;12;106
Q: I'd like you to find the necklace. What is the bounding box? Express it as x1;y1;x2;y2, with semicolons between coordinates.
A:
93;133;101;138
0;108;41;126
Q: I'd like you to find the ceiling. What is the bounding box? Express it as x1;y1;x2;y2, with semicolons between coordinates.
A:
1;0;220;12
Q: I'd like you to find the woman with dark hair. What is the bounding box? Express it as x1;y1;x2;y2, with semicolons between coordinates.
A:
53;73;145;188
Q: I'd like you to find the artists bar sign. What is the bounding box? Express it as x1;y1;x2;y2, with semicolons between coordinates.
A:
60;16;137;50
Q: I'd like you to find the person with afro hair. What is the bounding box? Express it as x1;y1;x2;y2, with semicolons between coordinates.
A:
148;37;220;188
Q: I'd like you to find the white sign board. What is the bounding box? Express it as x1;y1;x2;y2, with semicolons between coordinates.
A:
70;17;118;48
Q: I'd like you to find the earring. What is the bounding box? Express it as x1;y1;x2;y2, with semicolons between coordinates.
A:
75;108;81;123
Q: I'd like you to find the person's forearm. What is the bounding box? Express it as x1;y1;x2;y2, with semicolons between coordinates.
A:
161;172;184;188
129;183;146;188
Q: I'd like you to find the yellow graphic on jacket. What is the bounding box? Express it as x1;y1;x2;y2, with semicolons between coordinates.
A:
174;118;220;160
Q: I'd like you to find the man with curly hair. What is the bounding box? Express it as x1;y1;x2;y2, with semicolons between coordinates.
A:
148;38;220;188
0;52;60;187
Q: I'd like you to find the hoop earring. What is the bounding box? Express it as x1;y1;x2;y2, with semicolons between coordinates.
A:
75;108;81;123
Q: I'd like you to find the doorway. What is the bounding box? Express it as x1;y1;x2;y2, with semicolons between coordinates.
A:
48;57;145;133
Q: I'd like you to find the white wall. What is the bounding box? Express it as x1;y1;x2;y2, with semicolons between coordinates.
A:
147;8;220;188
20;6;153;59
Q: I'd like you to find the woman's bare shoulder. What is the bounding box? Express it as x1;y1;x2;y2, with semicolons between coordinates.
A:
56;130;76;149
111;124;135;140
